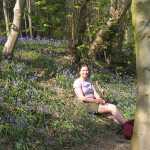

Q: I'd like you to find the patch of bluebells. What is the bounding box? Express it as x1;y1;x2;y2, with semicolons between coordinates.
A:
14;63;26;74
18;36;67;47
0;36;6;44
0;35;66;45
57;67;76;79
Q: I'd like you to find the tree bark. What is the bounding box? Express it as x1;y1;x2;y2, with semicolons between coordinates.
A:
67;0;89;63
24;12;28;36
89;0;131;59
26;0;33;38
76;0;89;44
2;0;26;59
3;0;10;36
131;0;150;149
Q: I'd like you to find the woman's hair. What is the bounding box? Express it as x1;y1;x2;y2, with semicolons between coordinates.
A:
80;64;89;70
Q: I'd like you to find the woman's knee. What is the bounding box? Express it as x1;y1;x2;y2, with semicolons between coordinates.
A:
97;103;116;113
108;104;117;114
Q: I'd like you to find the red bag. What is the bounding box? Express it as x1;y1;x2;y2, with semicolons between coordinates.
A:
122;120;134;140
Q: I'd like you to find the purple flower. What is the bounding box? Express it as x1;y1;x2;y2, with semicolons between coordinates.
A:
0;36;6;44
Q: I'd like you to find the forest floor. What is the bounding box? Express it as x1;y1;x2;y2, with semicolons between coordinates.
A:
0;41;135;150
0;130;130;150
71;131;130;150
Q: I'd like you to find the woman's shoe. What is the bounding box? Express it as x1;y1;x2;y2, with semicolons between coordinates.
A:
122;119;134;140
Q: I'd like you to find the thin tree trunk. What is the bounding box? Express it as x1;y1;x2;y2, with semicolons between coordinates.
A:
24;12;28;36
67;0;79;62
76;0;89;44
67;0;89;63
26;0;33;38
2;0;26;59
3;0;10;36
131;0;150;149
124;13;132;46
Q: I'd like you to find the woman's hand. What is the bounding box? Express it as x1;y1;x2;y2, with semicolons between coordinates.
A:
95;98;106;104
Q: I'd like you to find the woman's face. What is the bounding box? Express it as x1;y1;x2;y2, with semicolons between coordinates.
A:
80;66;89;80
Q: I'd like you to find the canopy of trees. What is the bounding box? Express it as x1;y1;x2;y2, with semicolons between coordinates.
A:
0;0;135;69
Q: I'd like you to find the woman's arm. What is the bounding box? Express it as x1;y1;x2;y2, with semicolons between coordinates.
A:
92;85;106;104
74;87;104;104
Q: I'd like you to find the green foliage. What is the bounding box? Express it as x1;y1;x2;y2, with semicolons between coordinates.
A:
0;43;104;149
91;73;136;118
56;74;73;89
0;45;3;58
33;0;66;38
76;44;89;60
0;41;136;149
91;73;112;82
86;0;110;38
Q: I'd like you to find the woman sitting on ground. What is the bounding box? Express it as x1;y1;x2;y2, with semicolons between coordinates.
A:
73;64;127;125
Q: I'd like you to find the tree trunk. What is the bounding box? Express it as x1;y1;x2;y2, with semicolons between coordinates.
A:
76;0;89;45
66;0;76;61
89;0;131;59
2;0;26;59
24;12;28;36
3;0;10;36
26;0;33;38
67;0;89;63
131;0;150;150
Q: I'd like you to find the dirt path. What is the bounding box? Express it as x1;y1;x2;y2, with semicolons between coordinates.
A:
71;131;130;150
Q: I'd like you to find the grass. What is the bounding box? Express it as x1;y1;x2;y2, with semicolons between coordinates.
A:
0;41;136;150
